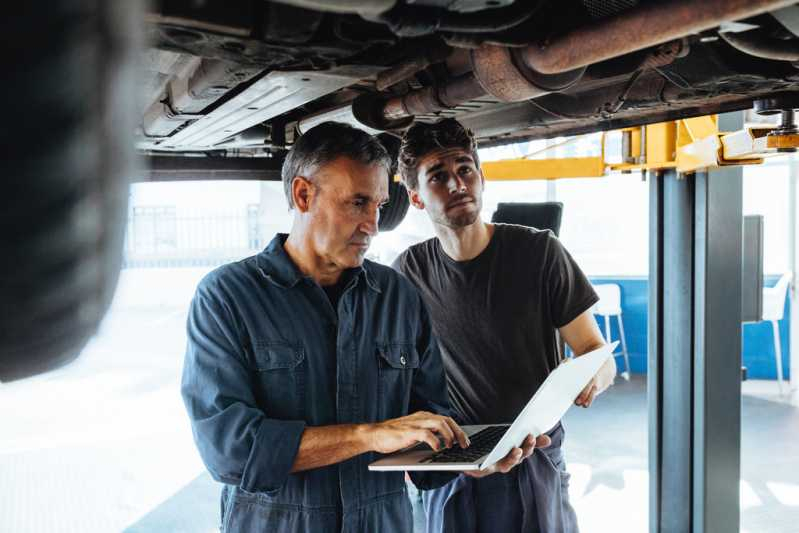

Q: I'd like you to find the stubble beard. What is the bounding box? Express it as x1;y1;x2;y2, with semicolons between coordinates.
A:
435;197;482;229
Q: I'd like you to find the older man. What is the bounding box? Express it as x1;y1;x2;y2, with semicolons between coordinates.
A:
181;122;536;532
394;118;616;533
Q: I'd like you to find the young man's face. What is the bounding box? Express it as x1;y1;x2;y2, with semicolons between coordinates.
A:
409;147;484;229
305;156;389;270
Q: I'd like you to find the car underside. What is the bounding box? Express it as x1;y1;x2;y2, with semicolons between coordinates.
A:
138;0;799;161
5;0;799;381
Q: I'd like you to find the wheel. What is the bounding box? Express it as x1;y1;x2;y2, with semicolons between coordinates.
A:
379;179;411;232
377;133;410;232
0;1;140;381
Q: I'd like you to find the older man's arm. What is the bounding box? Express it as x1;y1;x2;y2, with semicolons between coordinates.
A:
183;282;467;490
289;411;468;473
182;284;306;494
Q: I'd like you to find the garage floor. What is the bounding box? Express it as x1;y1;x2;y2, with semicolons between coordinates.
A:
1;275;798;532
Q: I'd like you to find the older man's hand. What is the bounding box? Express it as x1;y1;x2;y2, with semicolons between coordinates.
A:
364;411;470;454
463;434;552;479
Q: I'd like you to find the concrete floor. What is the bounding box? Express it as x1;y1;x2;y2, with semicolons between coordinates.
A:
1;269;798;532
563;375;799;533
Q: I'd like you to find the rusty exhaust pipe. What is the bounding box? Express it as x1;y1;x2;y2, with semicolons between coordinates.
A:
360;0;796;129
521;0;797;74
382;73;488;120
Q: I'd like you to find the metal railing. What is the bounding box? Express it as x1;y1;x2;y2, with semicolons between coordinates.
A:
123;205;262;268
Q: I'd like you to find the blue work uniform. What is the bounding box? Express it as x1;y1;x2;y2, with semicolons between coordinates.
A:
181;234;452;532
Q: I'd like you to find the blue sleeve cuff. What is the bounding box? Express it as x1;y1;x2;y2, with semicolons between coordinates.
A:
241;418;306;493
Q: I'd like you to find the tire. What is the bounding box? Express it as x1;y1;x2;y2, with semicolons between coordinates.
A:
0;2;140;381
379;179;410;232
377;133;410;232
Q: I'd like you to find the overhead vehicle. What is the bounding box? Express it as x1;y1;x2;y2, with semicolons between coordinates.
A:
5;0;799;380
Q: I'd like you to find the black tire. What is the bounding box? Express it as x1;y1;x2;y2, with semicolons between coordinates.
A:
379;179;410;232
377;133;410;232
0;2;140;381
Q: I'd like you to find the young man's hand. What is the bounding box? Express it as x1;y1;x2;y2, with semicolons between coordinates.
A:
575;377;598;408
363;411;470;454
464;434;552;479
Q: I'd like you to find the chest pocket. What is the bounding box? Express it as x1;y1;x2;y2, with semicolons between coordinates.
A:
376;343;419;420
252;341;305;418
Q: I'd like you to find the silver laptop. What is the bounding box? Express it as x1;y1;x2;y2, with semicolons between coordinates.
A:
368;342;617;472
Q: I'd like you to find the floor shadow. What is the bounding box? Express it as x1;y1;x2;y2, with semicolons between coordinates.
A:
123;472;220;533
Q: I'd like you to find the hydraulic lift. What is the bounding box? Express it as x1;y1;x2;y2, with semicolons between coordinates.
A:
478;104;799;533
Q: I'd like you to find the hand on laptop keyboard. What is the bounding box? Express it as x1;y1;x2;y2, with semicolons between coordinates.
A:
367;411;470;454
463;433;552;478
428;426;508;463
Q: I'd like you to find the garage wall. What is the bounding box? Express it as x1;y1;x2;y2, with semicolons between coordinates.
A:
588;275;791;380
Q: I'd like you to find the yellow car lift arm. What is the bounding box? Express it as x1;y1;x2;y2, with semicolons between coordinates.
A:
479;115;799;181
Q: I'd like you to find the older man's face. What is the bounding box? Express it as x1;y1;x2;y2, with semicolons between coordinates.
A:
307;156;389;269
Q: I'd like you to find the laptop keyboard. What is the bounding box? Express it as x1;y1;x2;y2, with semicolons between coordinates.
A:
426;425;510;464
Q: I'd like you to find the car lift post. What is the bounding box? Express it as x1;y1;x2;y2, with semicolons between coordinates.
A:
649;112;744;533
474;109;799;533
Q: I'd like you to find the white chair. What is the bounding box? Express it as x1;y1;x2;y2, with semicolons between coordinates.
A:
592;283;631;380
756;272;792;395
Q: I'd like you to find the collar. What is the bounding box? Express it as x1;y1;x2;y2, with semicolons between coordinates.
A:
256;234;381;293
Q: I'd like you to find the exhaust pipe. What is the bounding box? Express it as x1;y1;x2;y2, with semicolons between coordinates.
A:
355;0;796;130
520;0;797;74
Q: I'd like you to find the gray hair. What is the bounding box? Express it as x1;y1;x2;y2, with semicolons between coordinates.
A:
281;122;392;208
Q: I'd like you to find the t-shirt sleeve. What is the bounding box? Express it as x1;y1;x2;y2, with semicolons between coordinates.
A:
544;233;599;328
390;252;404;275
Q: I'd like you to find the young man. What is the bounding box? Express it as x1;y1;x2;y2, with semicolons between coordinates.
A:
181;122;537;532
393;119;616;533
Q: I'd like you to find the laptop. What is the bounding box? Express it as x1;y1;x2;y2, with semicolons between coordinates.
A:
368;342;618;472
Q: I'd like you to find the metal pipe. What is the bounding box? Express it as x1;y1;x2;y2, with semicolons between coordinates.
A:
376;44;587;124
382;73;486;120
375;45;452;91
719;29;799;61
377;57;433;92
521;0;797;74
369;0;792;127
270;0;395;15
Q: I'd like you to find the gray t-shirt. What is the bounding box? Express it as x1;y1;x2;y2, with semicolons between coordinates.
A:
393;224;598;425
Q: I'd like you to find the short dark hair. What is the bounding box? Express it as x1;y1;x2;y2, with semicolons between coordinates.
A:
398;118;480;190
281;121;392;208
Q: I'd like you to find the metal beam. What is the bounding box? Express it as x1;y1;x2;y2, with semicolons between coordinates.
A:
650;167;695;533
692;165;743;533
135;155;283;182
648;169;664;533
790;156;799;393
481;156;605;180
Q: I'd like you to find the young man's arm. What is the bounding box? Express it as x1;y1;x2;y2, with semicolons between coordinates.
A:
542;231;615;408
559;309;617;407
